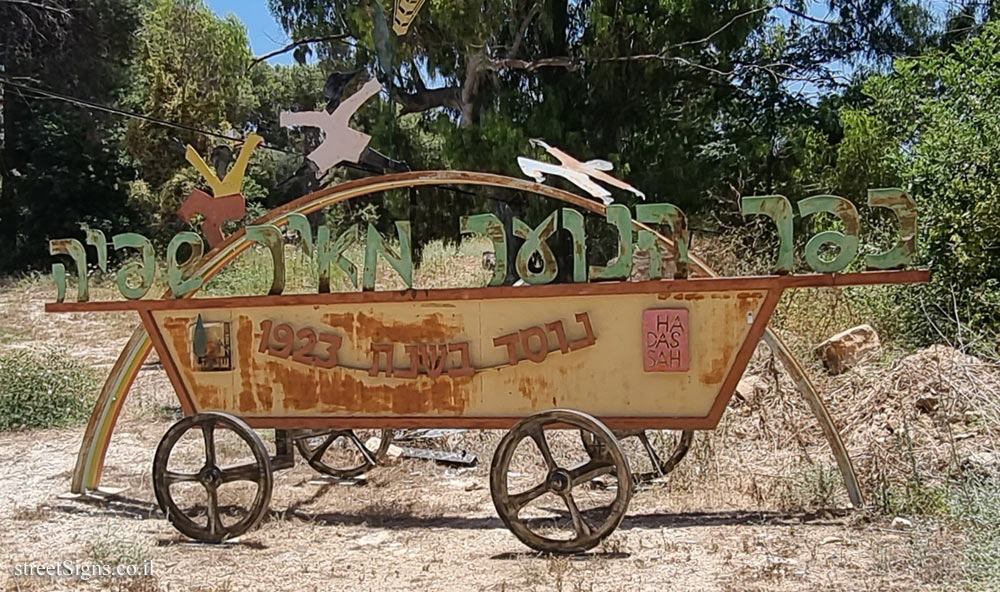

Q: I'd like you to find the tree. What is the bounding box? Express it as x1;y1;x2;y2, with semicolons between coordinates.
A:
832;20;1000;349
0;0;140;272
123;0;257;238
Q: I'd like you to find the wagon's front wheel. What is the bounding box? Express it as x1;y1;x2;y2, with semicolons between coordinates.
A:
490;409;633;553
153;412;273;543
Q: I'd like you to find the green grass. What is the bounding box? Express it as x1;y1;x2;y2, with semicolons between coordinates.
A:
948;476;1000;589
0;348;99;430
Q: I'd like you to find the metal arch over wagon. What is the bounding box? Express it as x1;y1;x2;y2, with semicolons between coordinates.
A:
47;170;929;551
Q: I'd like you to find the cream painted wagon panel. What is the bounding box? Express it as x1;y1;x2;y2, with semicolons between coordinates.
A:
153;290;765;421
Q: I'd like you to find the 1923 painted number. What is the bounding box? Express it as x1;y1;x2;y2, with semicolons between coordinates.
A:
257;320;342;369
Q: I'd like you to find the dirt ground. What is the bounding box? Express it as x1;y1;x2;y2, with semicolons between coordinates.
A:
0;416;961;592
0;271;978;592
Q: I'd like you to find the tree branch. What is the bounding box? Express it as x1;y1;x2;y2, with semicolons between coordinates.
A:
670;5;771;49
248;34;350;70
775;3;840;27
506;0;542;59
0;0;69;15
394;86;461;114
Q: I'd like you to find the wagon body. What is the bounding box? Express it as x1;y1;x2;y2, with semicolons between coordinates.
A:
47;271;925;431
145;281;769;430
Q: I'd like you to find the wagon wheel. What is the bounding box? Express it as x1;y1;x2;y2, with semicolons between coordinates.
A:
490;409;634;553
294;429;393;479
581;429;694;482
153;412;273;543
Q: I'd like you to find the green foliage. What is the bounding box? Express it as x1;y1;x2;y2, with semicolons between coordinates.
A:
833;22;1000;350
0;0;141;272
123;0;256;236
125;0;254;185
0;349;98;430
948;476;1000;588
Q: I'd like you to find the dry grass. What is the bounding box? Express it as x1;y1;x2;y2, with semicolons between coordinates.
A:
1;235;997;590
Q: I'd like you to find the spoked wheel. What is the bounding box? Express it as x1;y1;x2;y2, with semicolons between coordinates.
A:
293;429;393;479
152;412;273;543
582;429;694;482
490;409;633;553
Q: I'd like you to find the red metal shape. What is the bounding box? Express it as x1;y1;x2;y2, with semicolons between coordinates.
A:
177;188;246;248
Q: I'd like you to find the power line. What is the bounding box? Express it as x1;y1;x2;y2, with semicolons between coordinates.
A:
0;75;304;155
0;75;483;198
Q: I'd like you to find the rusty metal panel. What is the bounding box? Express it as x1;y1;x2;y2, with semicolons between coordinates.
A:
49;238;88;302
149;288;768;426
460;213;507;286
513;211;559;284
245;224;286;295
589;204;634;280
166;232;204;297
635;203;690;279
84;229;108;272
316;225;359;291
363;221;413;291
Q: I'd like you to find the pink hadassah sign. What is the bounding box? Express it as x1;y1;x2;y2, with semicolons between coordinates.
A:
642;309;690;372
279;78;383;174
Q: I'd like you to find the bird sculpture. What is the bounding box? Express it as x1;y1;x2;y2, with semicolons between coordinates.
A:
280;78;383;174
517;138;645;205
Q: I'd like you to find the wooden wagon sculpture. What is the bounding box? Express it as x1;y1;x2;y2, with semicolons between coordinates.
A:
46;164;928;552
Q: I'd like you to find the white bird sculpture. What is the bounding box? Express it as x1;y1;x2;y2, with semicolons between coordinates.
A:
517;138;646;205
280;78;383;174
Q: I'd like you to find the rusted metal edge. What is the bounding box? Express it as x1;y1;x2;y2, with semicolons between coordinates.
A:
46;269;929;313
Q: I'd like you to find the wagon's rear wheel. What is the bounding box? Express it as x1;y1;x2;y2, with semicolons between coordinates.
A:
153;412;273;543
581;429;694;482
490;409;633;553
294;429;392;479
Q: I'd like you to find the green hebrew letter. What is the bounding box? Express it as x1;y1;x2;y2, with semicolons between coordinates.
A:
49;238;88;302
285;213;314;257
513;211;559;285
316;226;359;292
84;229;107;272
363;221;412;291
589;204;634;281
112;233;156;300
635;203;690;278
741;195;794;274
865;188;917;269
560;208;587;283
246;224;285;295
166;232;205;297
798;195;860;273
460;213;507;286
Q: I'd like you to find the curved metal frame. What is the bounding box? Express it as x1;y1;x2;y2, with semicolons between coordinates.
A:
68;170;862;507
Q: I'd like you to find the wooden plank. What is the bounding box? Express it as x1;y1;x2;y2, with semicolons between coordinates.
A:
45;269;931;313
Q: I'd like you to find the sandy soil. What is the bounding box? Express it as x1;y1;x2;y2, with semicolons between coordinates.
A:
0;412;961;592
0;265;972;591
